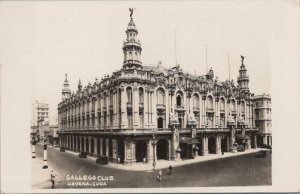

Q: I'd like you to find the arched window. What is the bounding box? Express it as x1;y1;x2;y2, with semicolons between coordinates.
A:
240;101;245;113
139;88;144;103
192;93;199;107
230;99;236;111
109;90;113;106
220;98;225;111
156;88;165;105
126;87;132;102
207;96;213;109
176;91;183;106
103;92;107;106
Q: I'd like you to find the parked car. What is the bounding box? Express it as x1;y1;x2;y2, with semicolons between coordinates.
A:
96;156;109;164
237;145;245;152
79;151;87;158
60;147;66;152
261;144;272;149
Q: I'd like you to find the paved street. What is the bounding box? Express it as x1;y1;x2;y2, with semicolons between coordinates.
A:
33;144;271;188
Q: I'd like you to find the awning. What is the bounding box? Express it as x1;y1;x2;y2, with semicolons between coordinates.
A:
236;134;250;140
179;137;200;144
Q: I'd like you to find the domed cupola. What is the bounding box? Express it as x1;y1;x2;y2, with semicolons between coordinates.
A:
122;8;142;69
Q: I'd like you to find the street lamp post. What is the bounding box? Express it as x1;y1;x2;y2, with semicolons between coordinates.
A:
151;134;158;170
43;140;48;169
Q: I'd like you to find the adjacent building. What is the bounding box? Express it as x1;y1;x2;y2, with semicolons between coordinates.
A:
57;11;261;165
253;94;272;146
32;101;49;126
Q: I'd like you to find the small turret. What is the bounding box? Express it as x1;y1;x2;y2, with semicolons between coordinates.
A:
62;74;71;100
237;55;249;92
122;8;142;69
78;79;82;92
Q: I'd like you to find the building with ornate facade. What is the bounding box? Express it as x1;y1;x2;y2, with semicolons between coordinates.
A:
57;12;260;165
253;94;272;146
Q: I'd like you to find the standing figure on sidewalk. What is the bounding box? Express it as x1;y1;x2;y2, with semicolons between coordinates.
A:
50;170;56;189
157;170;162;181
168;165;173;175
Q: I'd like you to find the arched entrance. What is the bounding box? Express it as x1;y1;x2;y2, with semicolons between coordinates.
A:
102;139;106;155
221;136;228;153
135;141;147;162
109;139;113;160
157;117;163;128
196;137;203;156
157;139;169;160
117;140;125;163
208;136;216;154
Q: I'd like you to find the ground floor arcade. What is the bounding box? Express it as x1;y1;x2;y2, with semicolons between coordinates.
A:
58;128;257;165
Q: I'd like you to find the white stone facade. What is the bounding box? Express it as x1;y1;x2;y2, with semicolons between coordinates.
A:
57;12;260;165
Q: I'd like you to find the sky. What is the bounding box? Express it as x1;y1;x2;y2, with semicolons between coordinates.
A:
3;1;274;123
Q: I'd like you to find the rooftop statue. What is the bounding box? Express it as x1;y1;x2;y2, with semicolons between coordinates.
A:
129;8;136;18
241;55;245;64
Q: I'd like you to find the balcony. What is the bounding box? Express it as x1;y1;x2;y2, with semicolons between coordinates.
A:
109;105;113;112
220;109;225;114
231;110;237;115
102;106;107;114
156;104;166;112
193;107;200;114
175;105;185;113
206;108;214;113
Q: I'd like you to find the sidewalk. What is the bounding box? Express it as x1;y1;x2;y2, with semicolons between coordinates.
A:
84;148;264;171
31;156;62;189
45;143;265;172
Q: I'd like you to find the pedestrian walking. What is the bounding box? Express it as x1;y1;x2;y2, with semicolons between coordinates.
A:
157;170;162;181
168;165;173;175
50;170;57;189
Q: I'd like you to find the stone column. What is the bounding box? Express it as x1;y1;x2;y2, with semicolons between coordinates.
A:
120;88;127;128
133;87;139;127
83;137;87;152
171;131;176;160
253;135;257;149
151;91;156;127
112;139;118;162
94;99;99;130
226;137;230;152
106;139;109;157
216;136;221;154
99;139;103;155
202;135;209;156
88;137;91;155
144;90;148;127
94;137;98;156
132;141;137;162
229;126;236;152
71;136;74;150
167;140;171;160
146;140;154;163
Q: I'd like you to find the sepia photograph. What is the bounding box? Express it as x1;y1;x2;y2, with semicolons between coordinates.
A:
1;0;299;193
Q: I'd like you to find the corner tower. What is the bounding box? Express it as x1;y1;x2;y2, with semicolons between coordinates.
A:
62;74;71;100
122;8;142;69
237;55;249;92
